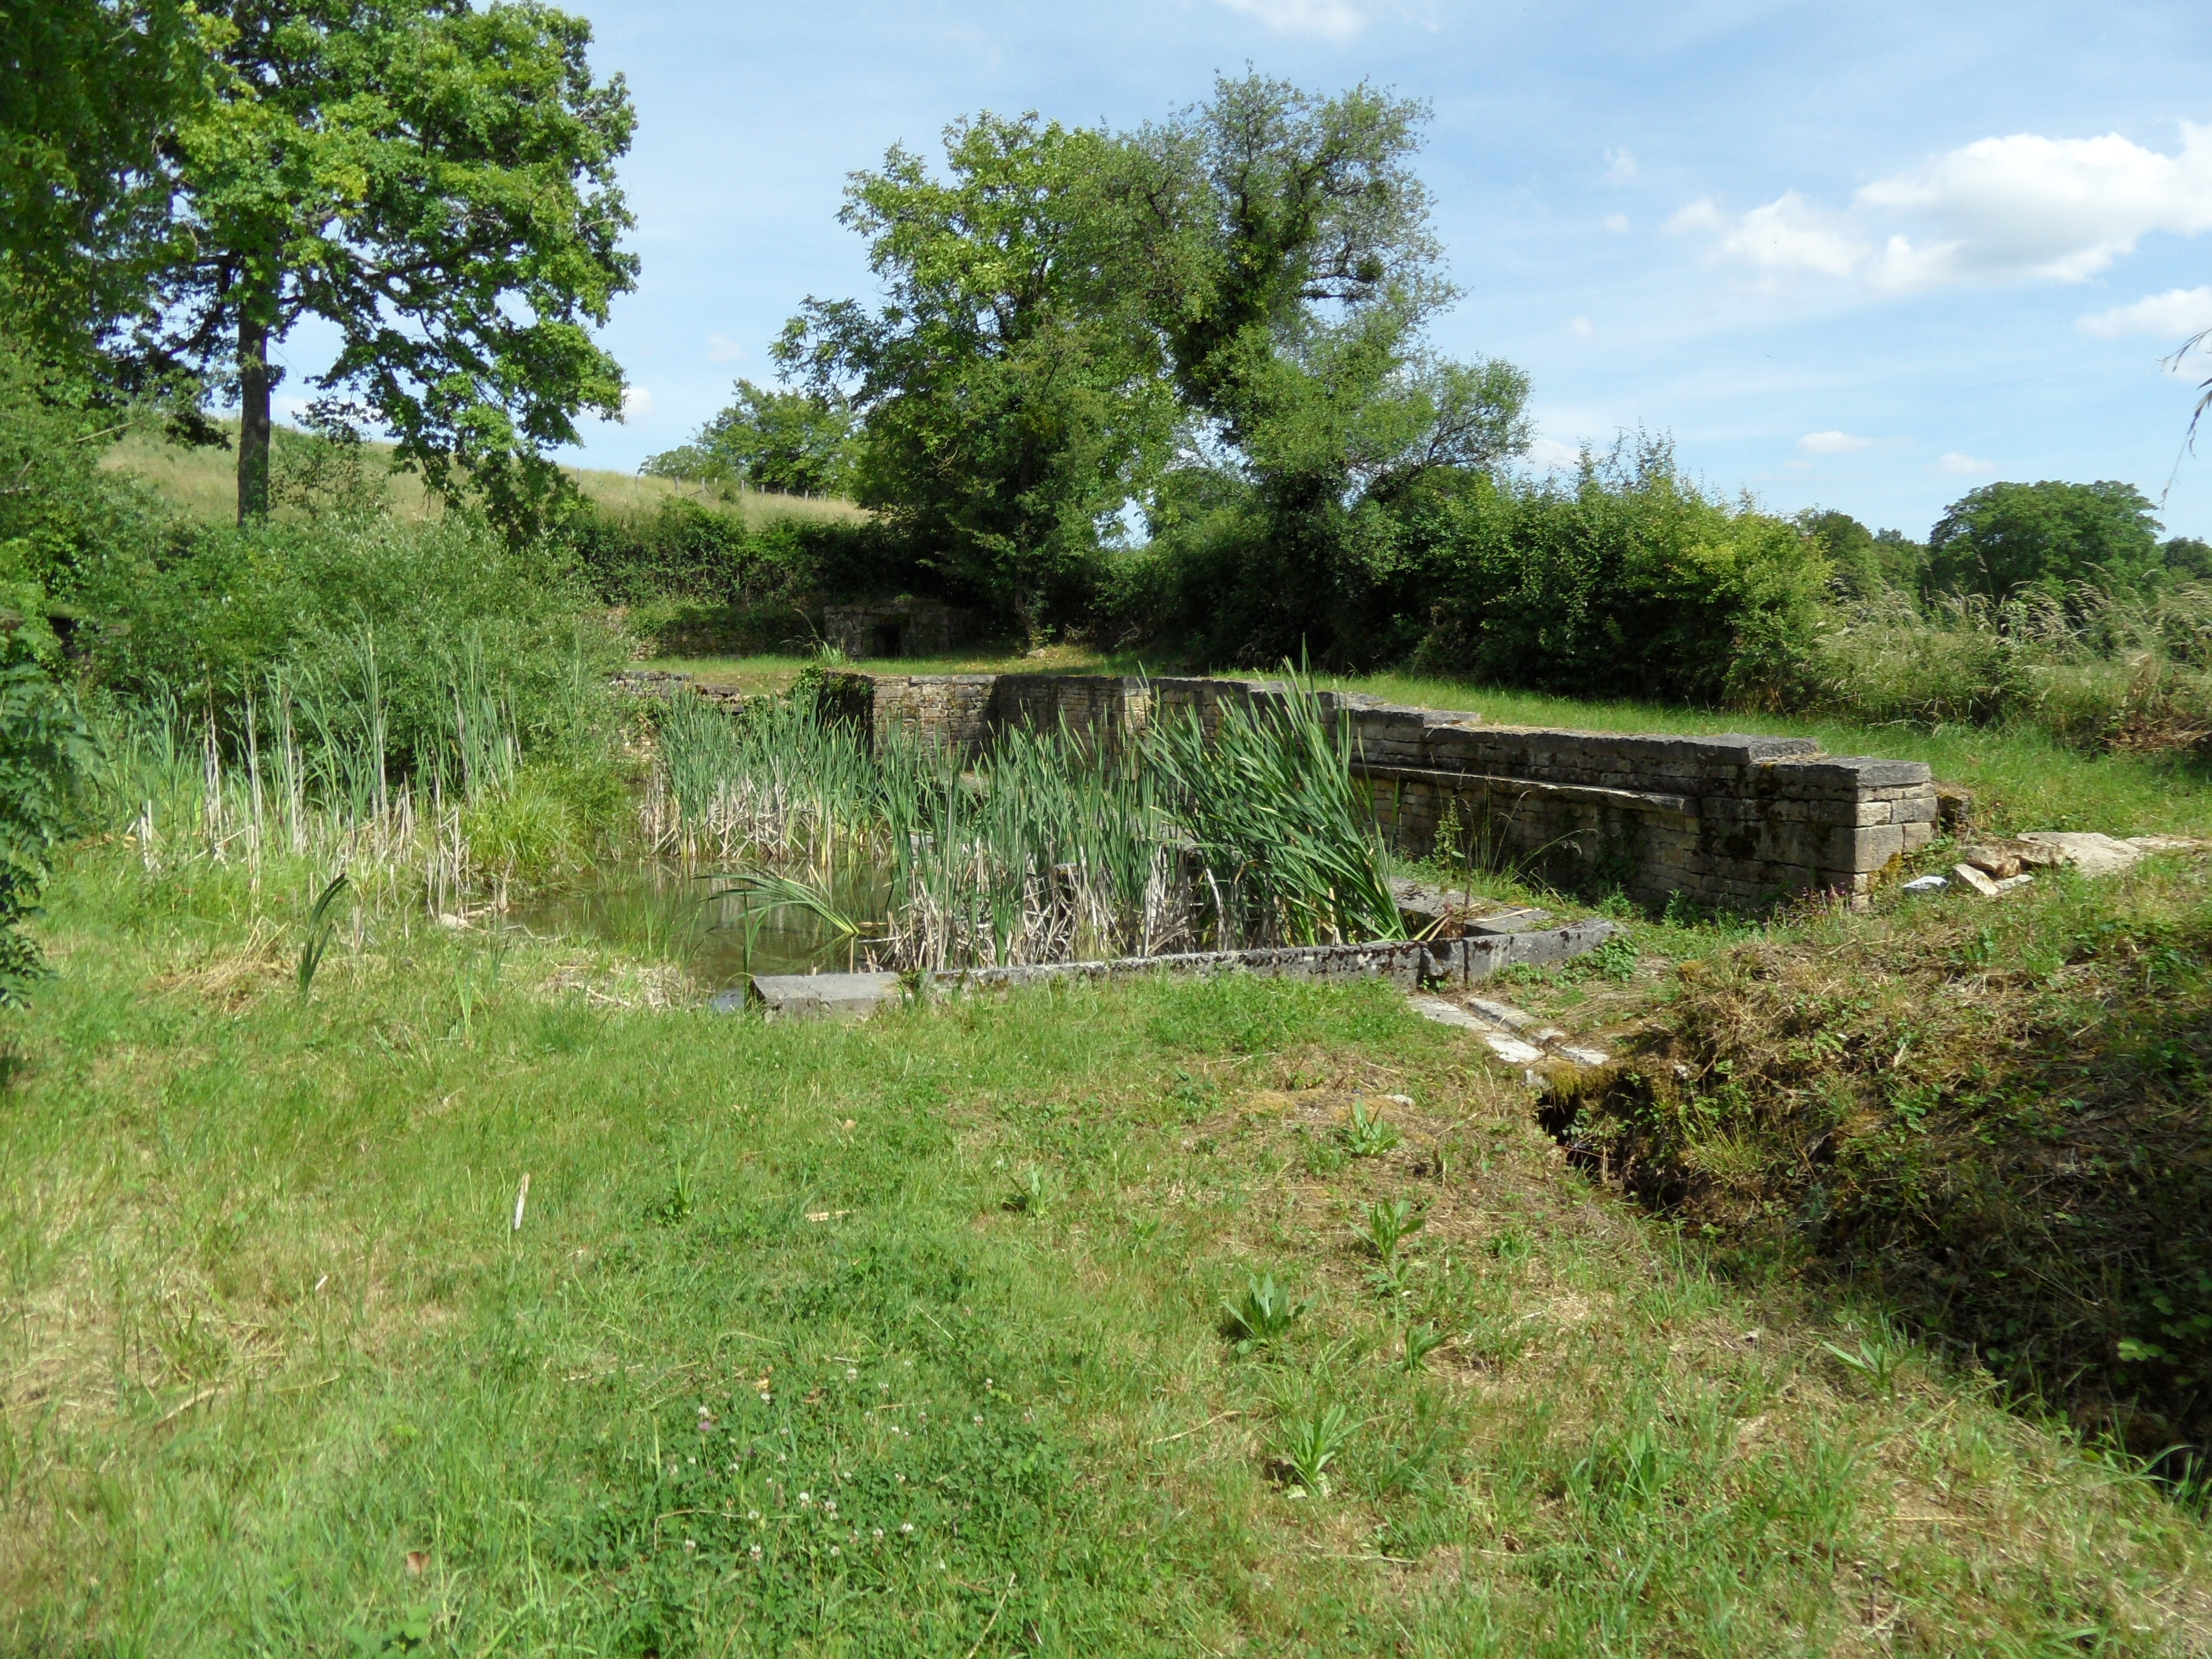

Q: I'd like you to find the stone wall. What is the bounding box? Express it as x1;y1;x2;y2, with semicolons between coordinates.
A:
833;670;1939;909
822;602;979;660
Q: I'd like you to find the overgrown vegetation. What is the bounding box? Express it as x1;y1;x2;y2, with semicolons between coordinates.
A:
1546;857;2212;1458
650;671;1396;969
6;849;2211;1652
6;14;2212;1650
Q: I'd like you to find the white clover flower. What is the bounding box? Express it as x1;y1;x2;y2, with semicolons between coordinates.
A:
749;1545;763;1561
799;1491;811;1506
901;1522;915;1534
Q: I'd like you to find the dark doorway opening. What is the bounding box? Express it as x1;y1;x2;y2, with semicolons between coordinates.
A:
870;620;903;659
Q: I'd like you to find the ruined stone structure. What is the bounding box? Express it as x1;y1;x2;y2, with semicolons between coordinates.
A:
848;671;1940;909
821;601;979;660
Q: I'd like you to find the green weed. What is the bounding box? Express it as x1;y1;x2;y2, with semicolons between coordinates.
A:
1342;1099;1401;1157
295;873;348;1002
1274;1402;1355;1499
1220;1272;1310;1355
1399;1321;1447;1374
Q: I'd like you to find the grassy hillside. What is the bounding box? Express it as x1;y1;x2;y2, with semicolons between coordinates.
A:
100;422;868;529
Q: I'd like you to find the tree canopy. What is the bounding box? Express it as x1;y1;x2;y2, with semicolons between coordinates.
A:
643;378;854;498
150;0;638;534
738;75;1527;646
0;0;207;354
1926;480;2164;603
775;112;1178;639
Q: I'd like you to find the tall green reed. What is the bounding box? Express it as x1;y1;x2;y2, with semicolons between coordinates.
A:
650;669;1399;972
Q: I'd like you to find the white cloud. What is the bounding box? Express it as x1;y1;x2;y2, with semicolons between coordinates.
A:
1798;430;1875;455
1603;147;1637;184
1603;212;1630;234
2079;285;2212;339
1938;451;1994;476
706;333;745;363
1723;191;1864;276
1526;437;1582;470
1569;317;1595;338
1214;0;1365;38
621;387;655;419
1673;122;2212;294
1664;197;1725;235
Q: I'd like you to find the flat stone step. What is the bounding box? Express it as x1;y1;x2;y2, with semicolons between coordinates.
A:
749;972;904;1021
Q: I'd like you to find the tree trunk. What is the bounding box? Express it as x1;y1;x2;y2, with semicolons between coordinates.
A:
237;315;272;523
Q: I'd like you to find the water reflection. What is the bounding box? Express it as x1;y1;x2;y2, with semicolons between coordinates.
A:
511;863;888;992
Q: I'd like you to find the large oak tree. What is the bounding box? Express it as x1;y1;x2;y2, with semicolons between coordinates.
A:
153;0;637;534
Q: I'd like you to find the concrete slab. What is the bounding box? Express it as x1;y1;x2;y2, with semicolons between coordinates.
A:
1410;996;1490;1032
749;972;904;1021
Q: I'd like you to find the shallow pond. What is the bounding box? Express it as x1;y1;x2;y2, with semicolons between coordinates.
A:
510;863;884;992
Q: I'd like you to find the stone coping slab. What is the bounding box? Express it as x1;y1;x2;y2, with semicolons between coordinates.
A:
714;921;1619;1021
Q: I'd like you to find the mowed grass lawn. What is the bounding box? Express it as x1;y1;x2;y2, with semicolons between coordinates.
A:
646;652;2212;841
4;849;2209;1655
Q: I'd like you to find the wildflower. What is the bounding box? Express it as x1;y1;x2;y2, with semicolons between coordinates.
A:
824;1499;837;1515
747;1510;761;1522
973;1415;982;1425
683;1538;696;1553
749;1545;763;1561
846;1368;858;1380
873;1528;884;1540
831;1545;841;1557
901;1522;914;1535
799;1491;812;1506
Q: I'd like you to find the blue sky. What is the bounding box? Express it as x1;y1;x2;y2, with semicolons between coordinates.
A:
529;0;2212;540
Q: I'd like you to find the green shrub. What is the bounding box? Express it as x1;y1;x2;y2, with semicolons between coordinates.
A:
0;633;91;1006
558;500;920;620
458;757;633;888
1152;439;1830;702
86;512;632;774
1804;582;2212;748
0;333;167;659
1409;448;1830;706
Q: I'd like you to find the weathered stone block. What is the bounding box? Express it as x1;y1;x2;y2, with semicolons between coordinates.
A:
1828;823;1906;872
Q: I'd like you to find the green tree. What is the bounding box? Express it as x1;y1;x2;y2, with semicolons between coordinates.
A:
777;113;1176;639
1798;509;1927;599
1118;74;1448;446
152;0;638;533
2164;534;2212;581
643;378;855;497
1926;481;2163;603
1114;76;1529;661
0;0;207;354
